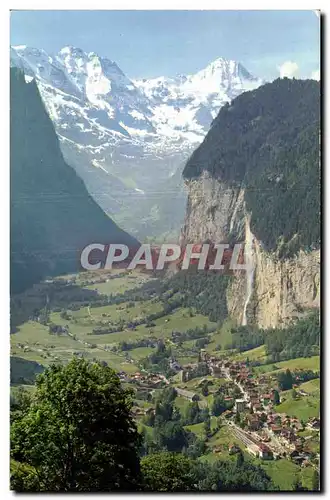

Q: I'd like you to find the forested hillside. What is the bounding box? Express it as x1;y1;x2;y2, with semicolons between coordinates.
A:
10;68;138;293
183;78;320;256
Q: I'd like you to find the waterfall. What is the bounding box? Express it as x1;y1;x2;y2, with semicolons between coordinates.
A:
242;216;256;326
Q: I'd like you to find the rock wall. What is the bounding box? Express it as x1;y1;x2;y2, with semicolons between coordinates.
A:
180;171;245;244
181;173;320;329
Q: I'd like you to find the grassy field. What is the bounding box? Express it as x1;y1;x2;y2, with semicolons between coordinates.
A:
300;378;320;394
174;396;191;416
175;375;227;393
10;317;140;373
254;356;320;375
275;393;319;422
11;263;218;375
185;416;218;437
259;458;314;491
231;345;268;363
11;307;217;380
204;318;236;354
78;269;155;295
204;424;248;461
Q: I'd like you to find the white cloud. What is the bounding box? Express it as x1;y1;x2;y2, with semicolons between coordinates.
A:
278;61;299;79
311;69;320;81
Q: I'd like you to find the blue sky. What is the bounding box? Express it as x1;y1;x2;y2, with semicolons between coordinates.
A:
10;10;320;80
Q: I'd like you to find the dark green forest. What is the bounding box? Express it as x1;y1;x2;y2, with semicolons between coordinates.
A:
225;310;320;361
160;269;230;323
183;78;320;256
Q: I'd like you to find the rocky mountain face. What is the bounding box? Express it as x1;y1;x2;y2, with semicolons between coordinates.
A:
10;45;263;239
10;67;138;294
181;78;320;328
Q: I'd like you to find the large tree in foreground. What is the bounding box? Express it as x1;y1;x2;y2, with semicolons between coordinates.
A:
11;358;141;492
141;452;198;491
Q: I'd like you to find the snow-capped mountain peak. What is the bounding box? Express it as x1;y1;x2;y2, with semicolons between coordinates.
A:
185;57;260;95
10;45;264;226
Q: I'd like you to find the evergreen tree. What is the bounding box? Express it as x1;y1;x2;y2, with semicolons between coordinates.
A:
203;412;211;437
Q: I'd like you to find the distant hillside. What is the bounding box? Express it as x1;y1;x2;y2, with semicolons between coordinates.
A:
10;68;138;293
183;78;320;256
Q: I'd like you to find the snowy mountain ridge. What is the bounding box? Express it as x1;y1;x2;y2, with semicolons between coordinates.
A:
10;44;264;238
11;45;263;149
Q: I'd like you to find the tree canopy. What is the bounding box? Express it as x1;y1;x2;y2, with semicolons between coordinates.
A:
11;358;141;492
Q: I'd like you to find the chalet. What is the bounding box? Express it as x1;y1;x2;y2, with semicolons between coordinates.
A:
270;425;282;435
246;414;261;431
294;442;304;453
200;349;209;362
229;444;241;455
258;444;273;460
236;373;249;384
281;429;296;444
229;368;239;377
246;389;259;399
176;388;199;402
307;417;320;430
247;444;260;457
211;366;223;378
250;398;260;408
234;399;246;413
292;421;304;432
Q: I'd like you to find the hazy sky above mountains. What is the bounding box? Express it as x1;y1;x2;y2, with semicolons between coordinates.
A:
10;10;320;80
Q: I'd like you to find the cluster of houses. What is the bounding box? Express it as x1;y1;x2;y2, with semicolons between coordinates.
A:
195;351;320;463
247;442;274;460
119;349;319;469
178;361;209;382
307;417;320;431
118;370;167;389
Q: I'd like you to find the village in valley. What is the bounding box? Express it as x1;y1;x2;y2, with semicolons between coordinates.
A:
123;349;320;468
10;269;320;490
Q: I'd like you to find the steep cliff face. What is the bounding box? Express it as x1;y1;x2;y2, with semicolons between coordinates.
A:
226;229;320;329
180;171;245;244
182;175;320;328
181;78;320;328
